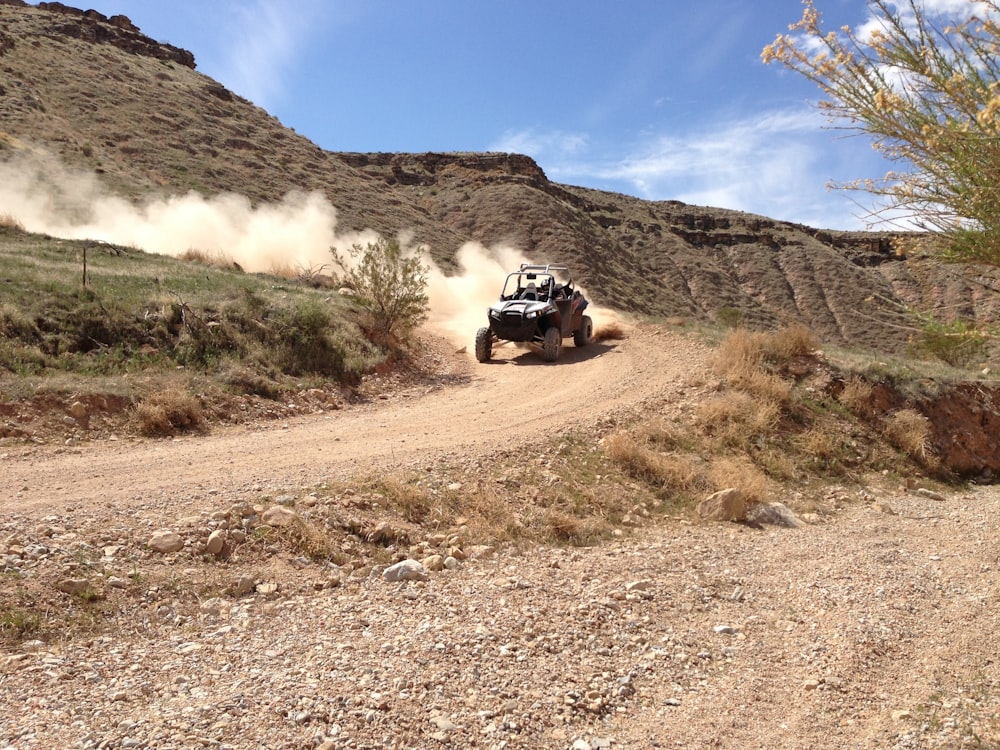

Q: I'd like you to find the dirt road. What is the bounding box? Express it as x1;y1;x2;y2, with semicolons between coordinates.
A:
4;325;706;521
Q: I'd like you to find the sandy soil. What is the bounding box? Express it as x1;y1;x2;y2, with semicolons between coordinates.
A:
1;325;998;749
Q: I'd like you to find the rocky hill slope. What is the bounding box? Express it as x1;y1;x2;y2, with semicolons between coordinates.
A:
2;1;1000;355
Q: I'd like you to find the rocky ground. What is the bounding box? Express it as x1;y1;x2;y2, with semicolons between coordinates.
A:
1;326;998;749
1;485;998;749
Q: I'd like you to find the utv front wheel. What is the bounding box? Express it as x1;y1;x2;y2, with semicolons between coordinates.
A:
573;315;594;347
475;327;493;362
542;326;561;362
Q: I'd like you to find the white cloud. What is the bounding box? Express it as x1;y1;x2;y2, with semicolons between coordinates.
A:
488;129;589;159
209;0;332;108
537;108;892;230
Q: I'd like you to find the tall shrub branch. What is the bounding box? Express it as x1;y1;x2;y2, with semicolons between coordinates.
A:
763;0;1000;262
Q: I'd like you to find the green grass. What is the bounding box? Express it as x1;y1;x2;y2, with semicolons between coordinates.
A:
0;227;387;407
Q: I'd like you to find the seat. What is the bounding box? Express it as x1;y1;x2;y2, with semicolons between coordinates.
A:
522;282;537;301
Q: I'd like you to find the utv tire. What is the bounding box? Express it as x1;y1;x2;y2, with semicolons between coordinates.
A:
542;326;561;362
475;327;493;362
573;315;594;347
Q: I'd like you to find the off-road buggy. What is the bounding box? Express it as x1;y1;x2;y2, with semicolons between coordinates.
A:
475;264;593;362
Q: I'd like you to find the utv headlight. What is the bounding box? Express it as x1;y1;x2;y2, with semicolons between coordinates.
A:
526;310;539;319
490;309;500;319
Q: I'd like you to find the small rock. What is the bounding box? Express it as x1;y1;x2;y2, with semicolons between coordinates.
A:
697;488;747;522
891;709;912;721
873;501;895;515
68;401;89;426
56;578;93;596
148;530;184;554
261;506;297;527
383;559;429;582
430;715;459;731
803;679;821;690
421;554;445;572
205;529;227;556
915;488;946;502
746;502;804;528
232;575;255;596
713;625;737;635
572;741;592;750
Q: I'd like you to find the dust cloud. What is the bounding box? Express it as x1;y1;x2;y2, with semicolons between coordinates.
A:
0;151;376;273
1;151;623;350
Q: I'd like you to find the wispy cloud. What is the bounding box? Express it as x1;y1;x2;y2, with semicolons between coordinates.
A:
208;0;332;108
517;108;892;230
489;129;589;159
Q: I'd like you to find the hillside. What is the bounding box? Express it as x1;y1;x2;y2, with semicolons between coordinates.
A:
2;1;1000;356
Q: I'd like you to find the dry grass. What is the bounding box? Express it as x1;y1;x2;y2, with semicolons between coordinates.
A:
371;477;434;524
696;391;782;447
177;248;239;270
769;324;817;359
838;376;875;416
278;516;342;562
884;408;936;466
604;431;706;495
713;325;816;376
704;456;772;504
133;389;206;436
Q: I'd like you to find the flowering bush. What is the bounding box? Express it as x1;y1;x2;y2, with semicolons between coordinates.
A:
763;0;1000;262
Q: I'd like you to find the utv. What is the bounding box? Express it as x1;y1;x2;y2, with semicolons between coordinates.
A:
475;264;593;362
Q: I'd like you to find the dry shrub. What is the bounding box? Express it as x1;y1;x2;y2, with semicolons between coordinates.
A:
838;376;875;416
795;423;843;462
884;408;936;465
604;432;667;484
0;213;24;231
541;509;587;543
769;324;816;359
705;456;771;504
630;417;687;450
604;432;705;494
738;369;794;405
453;480;523;542
713;328;769;376
713;325;816;380
696;391;782;447
374;477;433;523
280;516;339;561
135;390;205;437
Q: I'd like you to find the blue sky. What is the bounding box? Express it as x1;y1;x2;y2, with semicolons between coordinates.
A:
84;0;892;230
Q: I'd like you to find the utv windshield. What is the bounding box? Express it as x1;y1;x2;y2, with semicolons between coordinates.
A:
500;271;569;301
